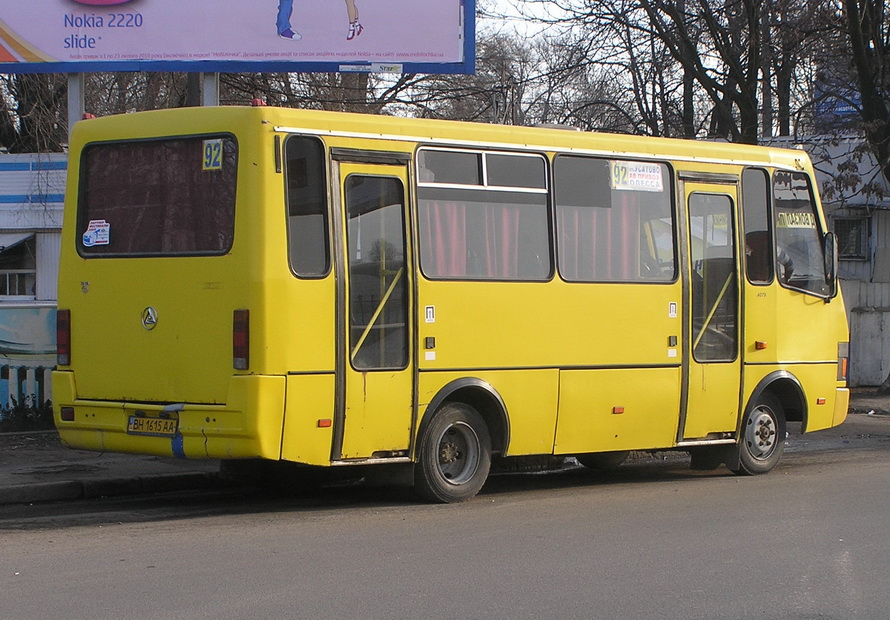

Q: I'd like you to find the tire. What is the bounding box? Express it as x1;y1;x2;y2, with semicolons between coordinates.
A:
576;450;629;470
414;403;492;503
732;393;786;476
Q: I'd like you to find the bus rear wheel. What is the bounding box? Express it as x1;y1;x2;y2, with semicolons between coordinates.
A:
732;393;786;476
414;403;491;503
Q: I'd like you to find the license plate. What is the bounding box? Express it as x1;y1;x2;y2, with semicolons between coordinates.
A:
127;414;178;437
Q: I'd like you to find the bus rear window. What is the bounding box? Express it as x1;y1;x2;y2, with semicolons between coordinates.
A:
78;136;237;256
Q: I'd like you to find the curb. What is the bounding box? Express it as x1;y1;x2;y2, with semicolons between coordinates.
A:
0;471;220;506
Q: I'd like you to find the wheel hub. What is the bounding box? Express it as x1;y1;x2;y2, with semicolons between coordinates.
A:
439;437;462;465
746;408;777;459
435;423;480;484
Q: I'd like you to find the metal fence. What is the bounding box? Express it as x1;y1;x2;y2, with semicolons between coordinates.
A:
0;364;52;411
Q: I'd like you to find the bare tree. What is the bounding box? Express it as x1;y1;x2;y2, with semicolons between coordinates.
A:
0;74;67;153
843;0;890;185
516;0;830;141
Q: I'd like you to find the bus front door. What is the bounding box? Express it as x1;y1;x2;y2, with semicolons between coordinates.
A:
334;160;415;460
682;184;742;440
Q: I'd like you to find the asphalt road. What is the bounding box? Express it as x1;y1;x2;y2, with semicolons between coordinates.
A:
2;415;889;619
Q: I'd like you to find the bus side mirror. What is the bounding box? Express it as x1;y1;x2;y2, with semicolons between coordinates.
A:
823;232;839;299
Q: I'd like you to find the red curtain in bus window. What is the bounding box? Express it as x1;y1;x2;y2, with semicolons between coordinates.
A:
615;194;641;280
559;196;640;281
559;207;583;280
421;199;527;279
421;201;467;277
482;204;520;278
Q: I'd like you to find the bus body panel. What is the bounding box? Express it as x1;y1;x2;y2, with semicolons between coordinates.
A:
281;373;336;465
833;388;850;427
743;282;780;363
275;275;337;374
554;367;681;454
417;280;683;369
786;363;849;432
62;256;244;404
55;374;285;459
740;362;847;433
417;369;560;456
58;108;267;406
774;289;846;362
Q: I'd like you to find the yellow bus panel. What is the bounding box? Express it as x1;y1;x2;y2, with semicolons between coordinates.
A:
554;367;681;454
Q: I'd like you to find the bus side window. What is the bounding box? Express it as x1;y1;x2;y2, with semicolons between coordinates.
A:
741;168;773;284
554;155;675;283
285;136;329;277
416;149;551;281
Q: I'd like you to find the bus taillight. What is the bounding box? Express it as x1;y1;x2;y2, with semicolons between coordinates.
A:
57;309;71;366
233;309;249;370
838;342;849;382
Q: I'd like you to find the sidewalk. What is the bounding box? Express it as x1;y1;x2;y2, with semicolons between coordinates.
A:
1;389;888;506
0;432;220;506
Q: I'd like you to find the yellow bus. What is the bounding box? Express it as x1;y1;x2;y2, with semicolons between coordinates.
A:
53;105;850;502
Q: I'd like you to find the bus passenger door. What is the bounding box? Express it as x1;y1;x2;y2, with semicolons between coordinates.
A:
681;183;742;440
334;159;414;460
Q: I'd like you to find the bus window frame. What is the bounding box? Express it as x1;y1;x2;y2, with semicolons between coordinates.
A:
76;132;239;259
552;153;679;285
283;133;332;280
415;146;554;283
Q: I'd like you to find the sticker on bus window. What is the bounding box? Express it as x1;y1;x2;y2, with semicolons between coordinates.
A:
776;212;816;229
83;219;110;247
202;139;224;171
610;161;663;192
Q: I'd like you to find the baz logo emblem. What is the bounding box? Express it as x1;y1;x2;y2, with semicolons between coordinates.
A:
141;307;158;331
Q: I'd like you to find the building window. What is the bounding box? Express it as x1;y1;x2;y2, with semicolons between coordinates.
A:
0;234;36;298
834;216;869;260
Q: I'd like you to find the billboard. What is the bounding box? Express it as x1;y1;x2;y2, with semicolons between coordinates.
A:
0;0;474;74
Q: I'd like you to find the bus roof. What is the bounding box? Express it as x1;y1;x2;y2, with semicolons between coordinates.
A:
72;106;813;173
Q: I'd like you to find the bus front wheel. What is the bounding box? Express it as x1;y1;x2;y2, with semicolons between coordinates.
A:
732;393;786;476
414;403;492;503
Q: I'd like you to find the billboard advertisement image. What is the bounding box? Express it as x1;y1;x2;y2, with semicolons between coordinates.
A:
0;0;473;74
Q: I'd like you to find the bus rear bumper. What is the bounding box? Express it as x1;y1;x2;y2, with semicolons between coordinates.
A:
52;371;286;460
